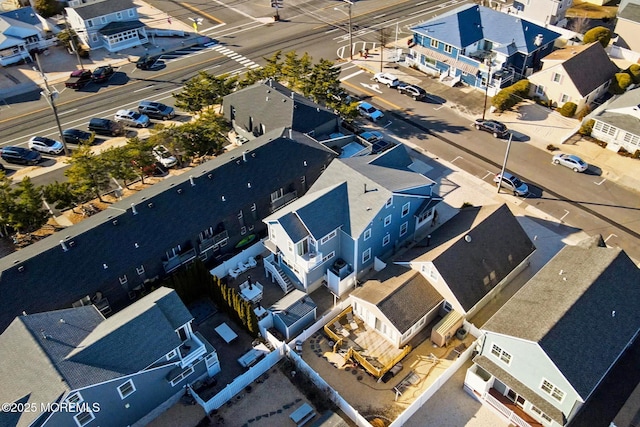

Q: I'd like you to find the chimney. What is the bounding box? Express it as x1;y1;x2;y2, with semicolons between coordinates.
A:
60;240;69;252
131;203;138;215
189;175;195;186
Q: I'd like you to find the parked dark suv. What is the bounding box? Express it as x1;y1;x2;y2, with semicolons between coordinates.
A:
63;129;94;144
474;119;509;138
88;118;125;137
138;100;175;120
0;146;41;165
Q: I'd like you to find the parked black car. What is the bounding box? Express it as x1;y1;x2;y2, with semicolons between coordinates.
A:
62;129;94;144
91;65;114;83
136;55;158;70
0;146;41;165
397;83;428;101
88;118;125;137
474;119;509;138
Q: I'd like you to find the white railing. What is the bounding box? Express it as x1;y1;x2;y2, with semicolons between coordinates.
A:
263;254;291;293
208;240;265;279
483;391;532;427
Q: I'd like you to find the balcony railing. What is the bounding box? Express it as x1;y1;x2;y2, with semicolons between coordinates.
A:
163;248;197;273
298;251;323;271
270;191;298;213
198;230;229;253
179;335;206;368
483;391;534;427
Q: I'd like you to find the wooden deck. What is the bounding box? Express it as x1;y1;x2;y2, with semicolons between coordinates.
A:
488;388;543;427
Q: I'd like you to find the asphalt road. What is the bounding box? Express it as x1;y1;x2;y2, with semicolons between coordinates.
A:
0;0;638;261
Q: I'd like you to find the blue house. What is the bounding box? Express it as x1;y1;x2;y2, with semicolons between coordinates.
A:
263;145;441;297
409;4;560;92
0;287;220;427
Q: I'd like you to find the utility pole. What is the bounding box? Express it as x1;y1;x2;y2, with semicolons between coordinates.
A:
497;132;513;194
482;58;492;121
334;0;354;60
379;28;386;72
34;54;70;157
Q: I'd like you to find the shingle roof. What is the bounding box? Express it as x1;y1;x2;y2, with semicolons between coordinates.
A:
397;204;535;312
272;292;317;328
0;129;336;333
0;288;189;427
223;80;338;134
411;4;560;53
69;0;135;20
483;235;640;399
351;263;443;334
593;88;640;135
542;42;618;97
0;7;41;26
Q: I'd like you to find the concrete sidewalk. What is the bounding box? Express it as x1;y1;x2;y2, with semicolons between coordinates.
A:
350;42;640;194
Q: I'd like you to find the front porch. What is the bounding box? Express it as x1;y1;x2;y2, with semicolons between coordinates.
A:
99;20;148;52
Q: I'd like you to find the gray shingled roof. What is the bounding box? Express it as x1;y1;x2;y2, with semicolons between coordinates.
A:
69;0;135;20
483;236;640;399
593;88;640;136
553;42;619;97
223;80;338;134
397;204;535;312
351;263;443;334
273;295;316;328
0;129;336;333
0;288;189;427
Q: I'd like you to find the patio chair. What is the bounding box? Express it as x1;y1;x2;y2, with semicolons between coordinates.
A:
346;312;358;331
247;256;258;268
237;262;248;273
333;321;350;338
229;268;240;279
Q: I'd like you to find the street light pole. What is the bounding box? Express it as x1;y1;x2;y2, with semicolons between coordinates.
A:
482;59;491;121
34;54;70;157
497;132;513;194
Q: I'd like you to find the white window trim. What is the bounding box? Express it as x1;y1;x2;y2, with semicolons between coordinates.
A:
430;38;439;48
74;410;95;427
384;215;392;227
385;198;392;208
382;234;390;246
540;378;565;403
552;72;562;83
166;349;177;360
170;366;195;386
66;391;84;404
364;228;371;241
401;202;410;217
400;221;408;237
490;343;512;366
320;230;337;245
117;379;136;399
362;248;371;263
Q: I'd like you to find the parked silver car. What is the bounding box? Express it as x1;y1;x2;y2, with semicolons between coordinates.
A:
114;110;150;128
552;153;588;172
494;172;529;196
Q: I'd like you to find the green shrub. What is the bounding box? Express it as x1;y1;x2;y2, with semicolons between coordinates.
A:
558;102;577;117
579;119;595;136
627;64;640;84
576;105;591;120
511;79;530;97
609;73;633;95
583;26;612;48
491;89;518;111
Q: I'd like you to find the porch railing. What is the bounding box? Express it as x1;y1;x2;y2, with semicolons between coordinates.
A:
483;391;533;427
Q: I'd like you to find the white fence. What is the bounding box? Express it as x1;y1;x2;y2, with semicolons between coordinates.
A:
388;343;477;427
208;240;266;279
192;343;285;413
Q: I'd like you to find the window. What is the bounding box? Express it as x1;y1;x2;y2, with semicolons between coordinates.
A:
91;33;98;42
430;38;439;48
170;366;195;386
400;222;408;236
136;265;145;276
271;188;283;202
594;121;616;137
623;132;640;146
166;349;177;360
74;411;95;427
270;227;276;240
320;230;337;244
117;379;136;399
444;44;452;54
241;226;247;235
535;84;545;96
364;228;371;241
116;12;123;20
552;72;562;83
401;202;410;217
288;241;293;253
362;248;371;263
385;198;392;208
66;392;84;404
541;379;565;402
382;234;390;246
100;16;107;24
384;215;392;227
87;19;93;27
560;93;570;103
490;343;512;365
322;251;335;263
443;301;452;312
531;405;553;423
128;9;135;17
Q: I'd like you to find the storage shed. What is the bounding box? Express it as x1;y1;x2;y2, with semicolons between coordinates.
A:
431;310;464;347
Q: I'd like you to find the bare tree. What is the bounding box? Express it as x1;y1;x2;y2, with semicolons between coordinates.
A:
568;15;591;35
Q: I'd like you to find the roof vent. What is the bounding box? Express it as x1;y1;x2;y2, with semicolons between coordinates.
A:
464;235;472;243
60;240;69;252
177;188;183;194
221;195;226;202
189;175;195;186
103;263;108;269
247;182;251;188
208;173;213;179
148;202;154;208
17;265;25;273
131;203;138;215
112;219;118;226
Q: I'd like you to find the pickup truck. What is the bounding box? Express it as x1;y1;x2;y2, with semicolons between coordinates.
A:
65;69;92;89
91;65;114;83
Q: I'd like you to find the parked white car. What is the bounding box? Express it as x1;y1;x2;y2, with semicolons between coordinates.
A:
152;145;177;168
357;102;384;122
28;136;64;155
552;153;588;172
114;109;150;128
373;72;400;88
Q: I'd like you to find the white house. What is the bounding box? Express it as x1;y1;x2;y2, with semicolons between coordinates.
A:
589;87;640;153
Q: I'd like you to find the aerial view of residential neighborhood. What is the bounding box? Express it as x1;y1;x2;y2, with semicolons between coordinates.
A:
2;0;640;426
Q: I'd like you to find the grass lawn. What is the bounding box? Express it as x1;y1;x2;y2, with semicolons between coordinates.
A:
566;0;618;19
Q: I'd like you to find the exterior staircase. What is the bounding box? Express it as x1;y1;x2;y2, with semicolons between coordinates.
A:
263;254;294;293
